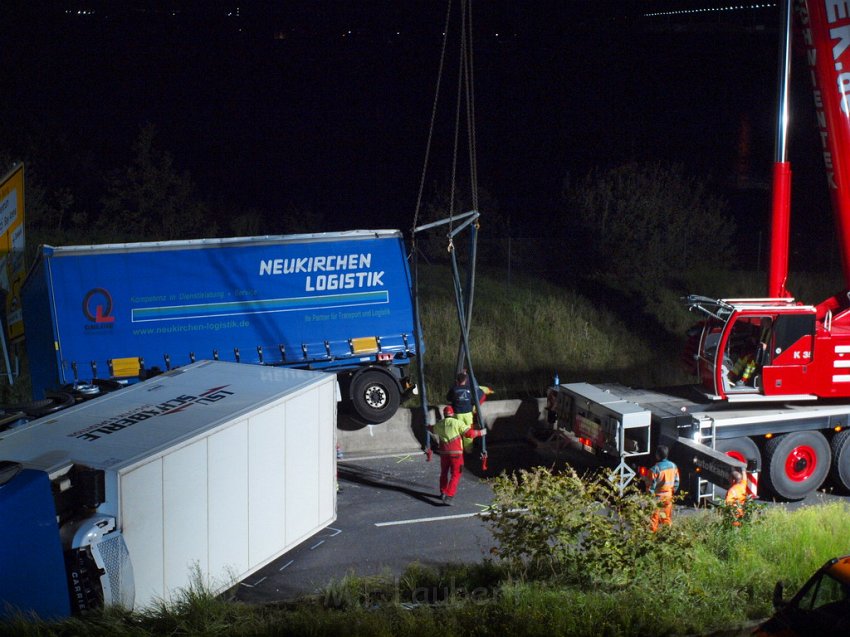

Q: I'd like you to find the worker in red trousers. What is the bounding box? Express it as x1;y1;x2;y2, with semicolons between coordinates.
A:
429;405;486;505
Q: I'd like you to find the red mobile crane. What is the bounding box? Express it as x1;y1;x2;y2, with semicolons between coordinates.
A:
545;0;850;502
688;0;850;405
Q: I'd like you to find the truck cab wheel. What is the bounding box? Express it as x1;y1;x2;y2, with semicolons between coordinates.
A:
350;370;400;424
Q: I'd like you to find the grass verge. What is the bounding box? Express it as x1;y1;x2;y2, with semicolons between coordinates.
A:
7;500;848;636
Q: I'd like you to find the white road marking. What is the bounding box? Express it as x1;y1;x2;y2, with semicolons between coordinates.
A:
339;451;424;462
375;506;525;526
310;540;325;550
278;560;294;572
375;512;482;526
240;576;267;588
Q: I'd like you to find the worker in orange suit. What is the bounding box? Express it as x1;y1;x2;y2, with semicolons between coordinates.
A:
725;469;747;527
428;405;486;505
646;445;679;532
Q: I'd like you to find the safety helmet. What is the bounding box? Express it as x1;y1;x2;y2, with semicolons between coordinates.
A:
443;405;454;417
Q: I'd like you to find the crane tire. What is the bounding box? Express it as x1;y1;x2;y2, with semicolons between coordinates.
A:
829;429;850;493
714;436;761;498
762;431;830;501
715;436;761;472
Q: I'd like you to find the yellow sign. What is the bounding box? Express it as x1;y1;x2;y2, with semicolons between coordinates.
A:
0;163;26;342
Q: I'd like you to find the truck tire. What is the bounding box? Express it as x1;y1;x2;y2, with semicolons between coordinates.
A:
350;369;400;424
829;429;850;492
716;436;761;472
762;431;831;501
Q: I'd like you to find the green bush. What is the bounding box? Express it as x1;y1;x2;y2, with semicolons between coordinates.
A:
485;466;693;589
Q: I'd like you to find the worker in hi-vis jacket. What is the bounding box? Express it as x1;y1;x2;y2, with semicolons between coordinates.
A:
646;444;679;532
429;405;486;505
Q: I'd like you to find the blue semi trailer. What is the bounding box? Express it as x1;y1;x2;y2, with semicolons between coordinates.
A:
21;229;418;423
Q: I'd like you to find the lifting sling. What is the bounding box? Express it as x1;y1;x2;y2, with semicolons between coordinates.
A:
410;0;487;469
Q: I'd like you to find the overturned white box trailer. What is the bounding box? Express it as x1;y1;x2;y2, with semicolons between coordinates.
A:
0;360;338;618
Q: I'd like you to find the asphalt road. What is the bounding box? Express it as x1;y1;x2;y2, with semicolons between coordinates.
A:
235;439;847;606
235;440;541;603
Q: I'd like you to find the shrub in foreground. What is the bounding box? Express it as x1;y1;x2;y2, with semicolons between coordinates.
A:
486;465;695;588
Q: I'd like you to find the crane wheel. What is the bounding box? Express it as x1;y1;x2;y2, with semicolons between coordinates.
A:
829;429;850;493
714;437;761;497
716;436;762;472
762;431;830;501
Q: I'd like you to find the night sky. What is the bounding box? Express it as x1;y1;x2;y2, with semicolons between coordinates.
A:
1;1;832;258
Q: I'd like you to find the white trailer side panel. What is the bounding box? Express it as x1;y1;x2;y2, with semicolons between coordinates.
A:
285;390;320;543
317;380;335;528
208;421;249;581
123;364;336;608
248;404;288;567
162;439;209;597
121;460;166;604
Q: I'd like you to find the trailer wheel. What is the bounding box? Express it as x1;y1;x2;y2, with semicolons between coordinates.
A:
829;429;850;492
350;370;400;424
762;431;831;501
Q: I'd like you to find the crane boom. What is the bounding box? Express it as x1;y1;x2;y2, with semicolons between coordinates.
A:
768;0;793;298
801;0;850;290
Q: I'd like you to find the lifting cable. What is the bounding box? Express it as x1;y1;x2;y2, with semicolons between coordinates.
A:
411;0;453;462
410;0;486;469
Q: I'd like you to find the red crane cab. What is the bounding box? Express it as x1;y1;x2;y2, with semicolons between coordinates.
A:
689;292;850;401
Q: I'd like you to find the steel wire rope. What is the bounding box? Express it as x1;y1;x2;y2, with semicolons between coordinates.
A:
412;0;453;456
447;0;467;237
455;0;480;376
410;0;486;465
465;2;479;210
448;0;487;465
411;0;453;236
